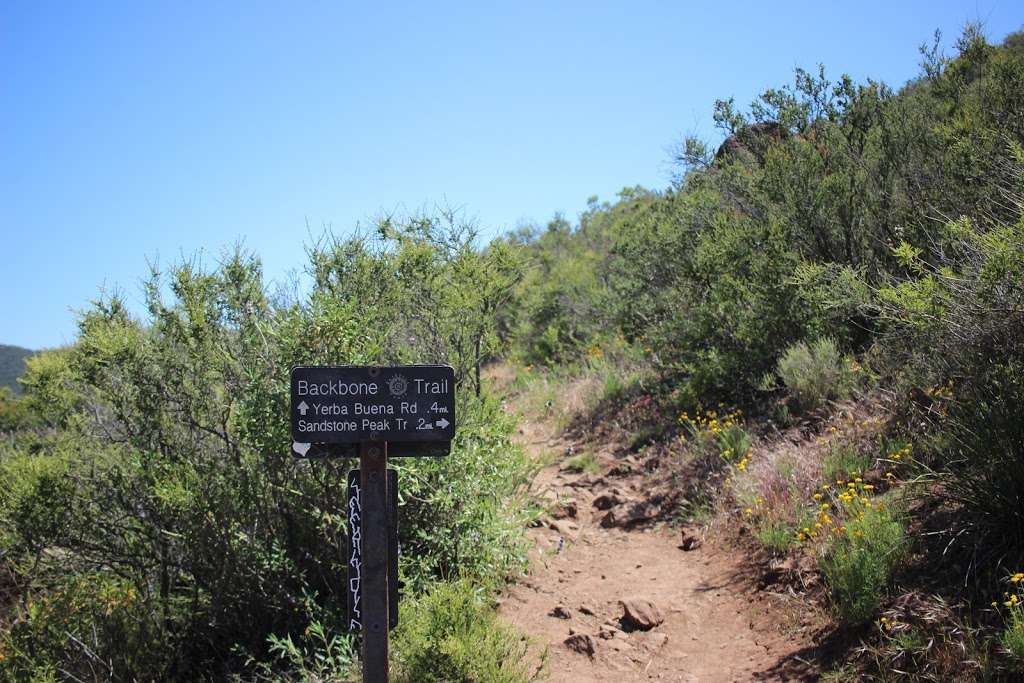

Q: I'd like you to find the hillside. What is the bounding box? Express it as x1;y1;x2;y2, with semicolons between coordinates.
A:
0;24;1022;683
0;344;33;393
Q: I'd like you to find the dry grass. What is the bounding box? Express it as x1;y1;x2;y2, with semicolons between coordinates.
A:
854;591;995;681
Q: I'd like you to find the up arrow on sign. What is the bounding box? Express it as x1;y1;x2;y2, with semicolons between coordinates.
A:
297;401;310;416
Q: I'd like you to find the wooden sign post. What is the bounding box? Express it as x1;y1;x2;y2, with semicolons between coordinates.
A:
290;365;456;683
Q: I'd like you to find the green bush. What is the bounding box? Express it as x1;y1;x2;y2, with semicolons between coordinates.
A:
878;209;1024;560
1005;604;1024;666
563;451;601;475
396;397;536;594
0;575;175;682
392;580;545;683
717;423;752;463
250;619;358;682
0;453;76;555
822;443;873;482
503;192;656;366
821;501;906;623
775;338;854;413
0;388;39;432
756;518;799;554
0;214;534;680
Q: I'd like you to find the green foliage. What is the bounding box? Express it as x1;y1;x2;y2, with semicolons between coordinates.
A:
878;210;1024;560
503;190;657;366
251;620;358;682
1004;603;1024;667
0;213;533;680
1004;613;1024;667
0;575;174;682
396;397;536;595
0;388;38;432
0;453;75;555
775;338;855;413
392;580;544;683
821;502;906;624
716;423;751;463
17;349;79;428
611;197;813;401
756;518;799;553
822;443;873;482
563;451;600;475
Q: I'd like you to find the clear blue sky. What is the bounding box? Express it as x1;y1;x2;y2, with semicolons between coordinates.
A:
1;1;1020;350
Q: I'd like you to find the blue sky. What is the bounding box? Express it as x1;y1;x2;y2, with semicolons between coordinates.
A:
1;1;1020;350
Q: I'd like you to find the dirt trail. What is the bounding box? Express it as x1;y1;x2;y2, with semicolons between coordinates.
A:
497;387;814;682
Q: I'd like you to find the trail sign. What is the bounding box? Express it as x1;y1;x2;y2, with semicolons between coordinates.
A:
290;365;455;446
291;441;451;459
289;364;455;683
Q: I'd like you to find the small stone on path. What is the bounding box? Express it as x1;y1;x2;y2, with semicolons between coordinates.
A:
564;633;596;657
679;531;703;551
619;597;665;631
549;605;572;619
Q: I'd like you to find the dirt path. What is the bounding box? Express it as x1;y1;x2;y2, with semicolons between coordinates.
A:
497;391;814;682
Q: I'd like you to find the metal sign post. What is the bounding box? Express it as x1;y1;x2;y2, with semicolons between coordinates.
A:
290;365;455;683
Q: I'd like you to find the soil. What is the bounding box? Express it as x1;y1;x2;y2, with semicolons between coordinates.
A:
495;376;823;682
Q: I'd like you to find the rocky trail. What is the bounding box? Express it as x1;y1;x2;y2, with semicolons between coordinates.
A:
496;386;819;682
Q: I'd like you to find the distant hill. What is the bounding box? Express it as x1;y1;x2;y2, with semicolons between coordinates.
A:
0;344;35;394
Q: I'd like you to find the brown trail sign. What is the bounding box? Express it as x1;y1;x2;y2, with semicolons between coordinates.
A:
290;365;456;683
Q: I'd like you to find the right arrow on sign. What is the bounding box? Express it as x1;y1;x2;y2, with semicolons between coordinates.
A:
435;418;450;429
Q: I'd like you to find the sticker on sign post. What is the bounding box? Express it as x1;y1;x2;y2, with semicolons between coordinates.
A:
290;365;455;449
347;469;399;632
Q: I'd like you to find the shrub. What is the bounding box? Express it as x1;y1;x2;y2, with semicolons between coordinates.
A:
756;518;800;554
717;423;752;464
1005;605;1024;666
821;501;906;623
776;338;855;413
0;575;175;682
0;218;535;679
249;619;358;682
397;397;536;593
563;451;600;475
1000;574;1024;666
822;443;874;482
392;580;545;683
0;388;39;432
679;408;748;462
878;209;1024;561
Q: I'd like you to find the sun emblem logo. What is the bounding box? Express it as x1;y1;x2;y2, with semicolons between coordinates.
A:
386;374;409;397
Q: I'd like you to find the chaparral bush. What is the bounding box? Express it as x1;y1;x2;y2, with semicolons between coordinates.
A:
0;212;534;681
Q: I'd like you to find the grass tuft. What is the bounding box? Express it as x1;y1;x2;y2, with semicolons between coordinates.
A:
821;501;906;624
563;451;601;475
